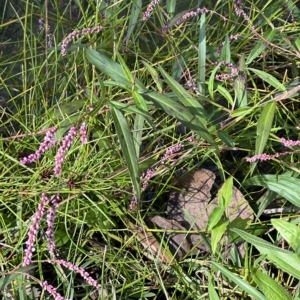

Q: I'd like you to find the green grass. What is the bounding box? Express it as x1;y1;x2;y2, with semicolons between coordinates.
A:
1;0;300;299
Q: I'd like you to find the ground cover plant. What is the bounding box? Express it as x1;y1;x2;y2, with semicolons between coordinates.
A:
1;0;300;299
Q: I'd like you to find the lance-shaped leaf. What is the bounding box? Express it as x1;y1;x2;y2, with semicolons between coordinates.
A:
142;91;218;150
244;174;300;207
234;54;247;107
110;103;141;200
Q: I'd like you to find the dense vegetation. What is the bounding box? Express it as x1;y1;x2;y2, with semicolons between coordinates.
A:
1;0;300;299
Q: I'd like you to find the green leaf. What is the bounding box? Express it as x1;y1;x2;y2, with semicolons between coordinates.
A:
212;262;267;300
231;228;291;254
267;250;300;280
211;219;229;254
142;91;218;150
255;101;276;156
251;267;293;300
246;29;276;65
220;34;231;63
216;130;235;147
271;219;300;256
234;54;247;107
244;174;300;207
86;48;129;86
207;206;225;231
217;84;234;107
158;66;208;125
110;103;141;200
208;274;220;300
218;177;233;208
248;68;286;92
142;61;163;92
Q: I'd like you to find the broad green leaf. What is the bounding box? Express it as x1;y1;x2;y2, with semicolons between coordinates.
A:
109;100;153;126
208;275;220;300
142;61;163;92
0;266;36;290
271;219;300;256
110;103;140;200
255;101;276;156
231;228;291;254
220;35;231;63
166;0;176;16
216;130;235;147
251;267;293;300
198;13;206;94
125;0;142;46
248;68;286;92
218;177;233;208
244;175;300;207
207;206;225;231
212;262;267;300
217;84;234;107
234;54;247;107
142;91;218;150
230;106;253;117
246;29;276;65
86;48;146;92
158;66;208;124
208;63;221;101
267;250;300;280
211;219;229;254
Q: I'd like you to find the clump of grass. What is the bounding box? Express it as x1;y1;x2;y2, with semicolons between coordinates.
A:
1;0;300;299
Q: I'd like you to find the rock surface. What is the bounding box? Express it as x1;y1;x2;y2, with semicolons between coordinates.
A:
149;169;253;259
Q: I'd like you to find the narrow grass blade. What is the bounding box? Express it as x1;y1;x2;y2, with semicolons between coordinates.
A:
255;101;276;155
142;91;218;150
251;267;293;300
125;0;142;46
158;66;208;124
198;13;206;94
246;29;276;65
110;103;141;200
248;68;286;92
212;262;267;300
271;219;300;256
244;174;300;207
217;84;234;107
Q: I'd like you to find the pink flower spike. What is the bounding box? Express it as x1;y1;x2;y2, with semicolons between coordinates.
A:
280;137;300;147
46;194;60;254
80;122;88;144
23;193;50;266
53;127;77;176
20;127;57;165
40;281;70;300
50;260;101;290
